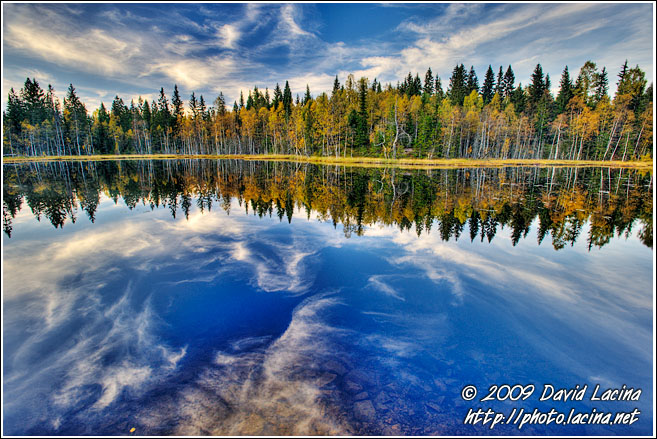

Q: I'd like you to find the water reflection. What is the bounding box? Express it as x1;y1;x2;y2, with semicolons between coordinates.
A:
2;159;653;436
3;159;653;249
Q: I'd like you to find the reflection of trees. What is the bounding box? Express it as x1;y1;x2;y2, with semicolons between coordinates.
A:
2;160;653;250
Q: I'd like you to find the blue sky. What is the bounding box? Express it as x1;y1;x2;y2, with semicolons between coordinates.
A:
2;2;654;112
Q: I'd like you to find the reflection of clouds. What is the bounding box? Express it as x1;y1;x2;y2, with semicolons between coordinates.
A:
229;240;313;293
139;294;352;435
3;196;345;433
362;218;652;387
4;279;186;431
366;222;586;304
366;275;405;301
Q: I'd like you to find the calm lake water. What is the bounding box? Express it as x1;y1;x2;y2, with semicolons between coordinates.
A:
2;159;653;435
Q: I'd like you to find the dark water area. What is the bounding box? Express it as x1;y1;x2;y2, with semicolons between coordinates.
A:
2;159;654;435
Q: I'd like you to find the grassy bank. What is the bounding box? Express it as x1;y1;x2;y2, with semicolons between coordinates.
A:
2;153;654;170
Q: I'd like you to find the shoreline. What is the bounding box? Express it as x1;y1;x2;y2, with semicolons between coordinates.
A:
2;154;654;170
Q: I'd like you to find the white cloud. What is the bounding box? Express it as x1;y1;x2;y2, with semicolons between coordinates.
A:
217;24;240;49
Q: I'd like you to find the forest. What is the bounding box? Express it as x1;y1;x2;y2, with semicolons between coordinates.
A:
2;60;653;162
3;159;652;249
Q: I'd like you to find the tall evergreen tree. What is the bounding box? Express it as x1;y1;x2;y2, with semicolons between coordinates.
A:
423;68;434;95
199;95;207;120
482;65;495;103
503;65;515;99
555;66;573;114
528;64;545;106
171;85;184;133
352;78;369;149
495;66;504;95
214;92;227;115
304;85;312;105
593;67;608;105
435;77;444;101
63;84;88;155
189;92;199;117
511;83;526;113
272;83;283;109
21;78;47;125
448;64;467;105
6;88;25;134
332;75;341;96
283;81;292;119
466;66;479;94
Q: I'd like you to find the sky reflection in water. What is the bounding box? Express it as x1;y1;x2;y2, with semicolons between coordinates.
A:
2;160;653;435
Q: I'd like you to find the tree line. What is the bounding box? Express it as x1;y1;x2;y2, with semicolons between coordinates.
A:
4;159;652;249
3;60;653;161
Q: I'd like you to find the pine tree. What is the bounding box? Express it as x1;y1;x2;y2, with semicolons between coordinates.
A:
171;84;184;134
529;64;545;106
423;68;434;95
245;91;253;110
414;74;422;94
63;84;88;155
355;78;369;149
283;81;292;119
264;88;271;109
593;67;608;106
155;87;171;132
467;66;479;94
503;66;515;99
214;92;227;115
448;64;467;105
482;65;495;103
616;60;629;92
199;95;207;120
21;78;47;125
555;66;573;114
141;100;151;129
495;66;504;95
6;87;25;134
435;77;444;101
304;85;312;105
574;60;597;106
332;75;340;96
189;92;199;118
272;84;282;109
511;83;525;113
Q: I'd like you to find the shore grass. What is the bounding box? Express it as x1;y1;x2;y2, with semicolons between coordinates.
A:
2;153;653;170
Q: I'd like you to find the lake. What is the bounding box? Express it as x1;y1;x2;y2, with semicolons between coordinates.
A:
2;159;653;435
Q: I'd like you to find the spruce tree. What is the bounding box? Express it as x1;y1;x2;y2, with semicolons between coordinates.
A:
332;75;340;96
482;65;495;103
189;92;198;118
214;92;227;115
467;66;479;94
448;64;467;106
503;66;515;99
529;64;545;106
21;78;47;125
413;73;422;96
171;84;184;134
355;78;369;149
511;83;525;113
435;77;444;101
304;85;312;105
556;66;573;114
272;84;282;109
6;87;25;134
593;67;608;105
283;81;292;119
495;66;504;95
424;68;434;95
